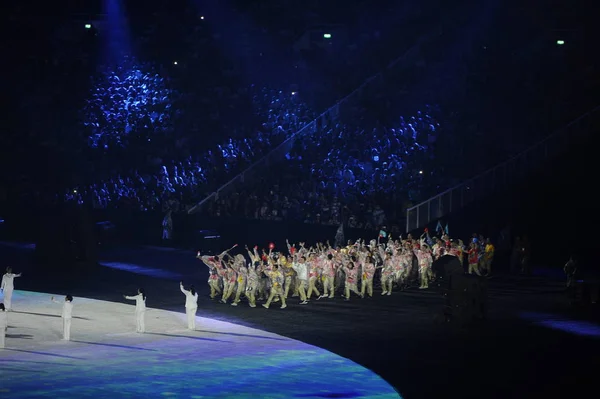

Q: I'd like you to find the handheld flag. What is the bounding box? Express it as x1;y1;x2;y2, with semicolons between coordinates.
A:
436;220;443;234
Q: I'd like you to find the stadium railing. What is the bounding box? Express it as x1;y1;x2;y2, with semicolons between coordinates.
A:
405;105;600;232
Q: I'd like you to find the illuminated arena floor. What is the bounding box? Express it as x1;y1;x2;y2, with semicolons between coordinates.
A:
2;242;600;398
0;290;401;399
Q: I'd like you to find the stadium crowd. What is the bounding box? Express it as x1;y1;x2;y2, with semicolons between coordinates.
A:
65;47;452;227
67;67;315;211
203;104;445;229
82;57;178;150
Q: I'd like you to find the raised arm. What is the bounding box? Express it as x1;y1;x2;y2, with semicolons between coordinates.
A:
218;244;238;258
377;246;386;260
286;239;294;255
179;282;188;295
246;246;258;263
199;255;216;268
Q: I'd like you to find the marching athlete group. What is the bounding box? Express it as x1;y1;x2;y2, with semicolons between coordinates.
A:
197;230;497;309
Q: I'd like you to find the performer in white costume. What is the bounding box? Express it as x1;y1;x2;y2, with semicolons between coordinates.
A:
291;256;309;304
180;282;198;330
51;295;74;341
0;303;7;348
1;267;22;311
124;288;146;333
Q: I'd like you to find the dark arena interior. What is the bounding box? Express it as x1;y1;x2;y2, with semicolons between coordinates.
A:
1;0;599;398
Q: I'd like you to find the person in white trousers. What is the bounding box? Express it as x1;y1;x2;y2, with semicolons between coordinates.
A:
1;267;22;311
124;288;146;333
0;303;7;349
291;256;309;304
51;295;73;341
180;282;198;330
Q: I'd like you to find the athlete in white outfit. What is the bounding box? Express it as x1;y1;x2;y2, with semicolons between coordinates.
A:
51;295;74;341
180;282;198;330
0;303;7;348
1;267;22;311
291;256;309;304
124;288;146;333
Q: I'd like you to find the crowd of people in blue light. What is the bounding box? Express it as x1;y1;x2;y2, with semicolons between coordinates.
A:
64;52;447;230
204;106;443;230
61;3;450;227
66;71;315;211
82;58;178;150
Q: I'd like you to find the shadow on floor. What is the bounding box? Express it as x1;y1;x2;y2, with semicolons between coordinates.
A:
295;392;365;398
146;332;230;342
0;366;48;373
4;349;84;360
6;334;34;339
195;329;290;341
70;340;158;352
11;311;90;321
0;359;75;366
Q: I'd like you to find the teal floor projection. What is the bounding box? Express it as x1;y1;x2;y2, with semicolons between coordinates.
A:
0;290;401;398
